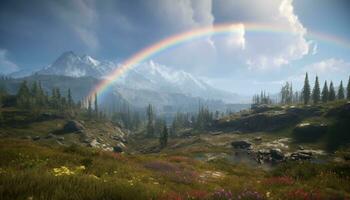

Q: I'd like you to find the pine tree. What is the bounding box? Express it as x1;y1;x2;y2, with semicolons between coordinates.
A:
94;93;98;118
146;104;154;137
17;81;30;108
312;76;320;104
321;81;328;103
337;81;345;100
159;124;168;148
87;98;92;119
67;88;73;108
328;81;336;101
302;72;311;104
347;76;350;100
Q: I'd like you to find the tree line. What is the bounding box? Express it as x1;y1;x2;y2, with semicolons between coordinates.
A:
253;73;350;106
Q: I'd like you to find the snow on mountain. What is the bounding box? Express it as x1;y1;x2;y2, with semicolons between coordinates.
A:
34;51;241;103
38;51;114;78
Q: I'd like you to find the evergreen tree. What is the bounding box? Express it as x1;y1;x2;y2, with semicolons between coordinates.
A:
146;104;154;137
312;76;320;104
159;125;168;148
17;81;31;108
87;98;92;119
347;76;350;100
328;81;336;101
94;93;98;118
67;88;73;107
337;81;345;100
302;72;311;104
321;81;329;103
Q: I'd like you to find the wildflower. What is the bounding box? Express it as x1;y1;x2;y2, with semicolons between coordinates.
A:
266;191;271;198
52;166;75;176
76;165;86;171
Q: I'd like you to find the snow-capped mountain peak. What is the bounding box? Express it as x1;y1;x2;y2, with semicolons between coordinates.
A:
34;51;239;102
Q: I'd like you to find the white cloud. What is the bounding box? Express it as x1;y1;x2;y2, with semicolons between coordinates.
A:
0;49;18;75
54;0;99;50
213;0;310;70
303;58;350;74
280;58;350;90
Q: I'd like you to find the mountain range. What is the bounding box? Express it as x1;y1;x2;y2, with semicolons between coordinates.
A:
8;51;249;112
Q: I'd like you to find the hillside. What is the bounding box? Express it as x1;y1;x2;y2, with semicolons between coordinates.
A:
1;100;350;199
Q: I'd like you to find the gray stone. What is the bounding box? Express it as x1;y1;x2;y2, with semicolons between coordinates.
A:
113;145;123;153
63;120;85;133
45;133;55;139
254;137;262;141
231;140;252;149
32;136;40;141
270;148;285;161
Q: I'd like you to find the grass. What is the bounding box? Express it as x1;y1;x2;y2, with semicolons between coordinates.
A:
1;102;350;199
0;139;349;199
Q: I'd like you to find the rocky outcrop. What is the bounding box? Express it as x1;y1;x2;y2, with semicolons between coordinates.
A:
231;140;252;149
216;111;299;132
293;122;328;142
326;102;350;118
289;150;313;161
63;120;85;133
256;148;285;164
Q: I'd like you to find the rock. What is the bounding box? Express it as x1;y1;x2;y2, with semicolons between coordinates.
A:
56;136;64;141
210;131;223;135
21;136;32;140
81;138;91;144
89;139;100;148
289;150;313;160
254;137;262;141
293;123;328;142
215;111;299;132
111;135;127;143
32;136;40;141
45;133;55;139
231;140;252;149
258;149;270;155
298;145;305;150
270;148;285;161
113;145;123;153
326;102;350;118
63;120;85;133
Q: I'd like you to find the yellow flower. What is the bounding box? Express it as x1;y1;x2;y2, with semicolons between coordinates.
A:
266;192;271;198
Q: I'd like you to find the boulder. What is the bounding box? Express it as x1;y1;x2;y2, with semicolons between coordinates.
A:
63;120;85;133
254;137;262;141
326;102;350;118
270;148;285;161
290;150;313;160
32;136;40;141
89;139;100;148
231;140;252;149
293;122;328;142
215;111;299;132
113;142;126;153
45;133;55;139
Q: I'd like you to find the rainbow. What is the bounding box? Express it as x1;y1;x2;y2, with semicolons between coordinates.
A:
87;22;350;101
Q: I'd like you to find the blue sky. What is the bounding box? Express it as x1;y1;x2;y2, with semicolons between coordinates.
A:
0;0;349;95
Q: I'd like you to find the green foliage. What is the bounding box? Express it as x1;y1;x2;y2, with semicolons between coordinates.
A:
302;72;311;104
312;76;320;104
159;125;168;148
146;104;155;137
347;76;350;100
329;81;336;101
321;81;329;103
280;82;295;104
337;81;345;100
